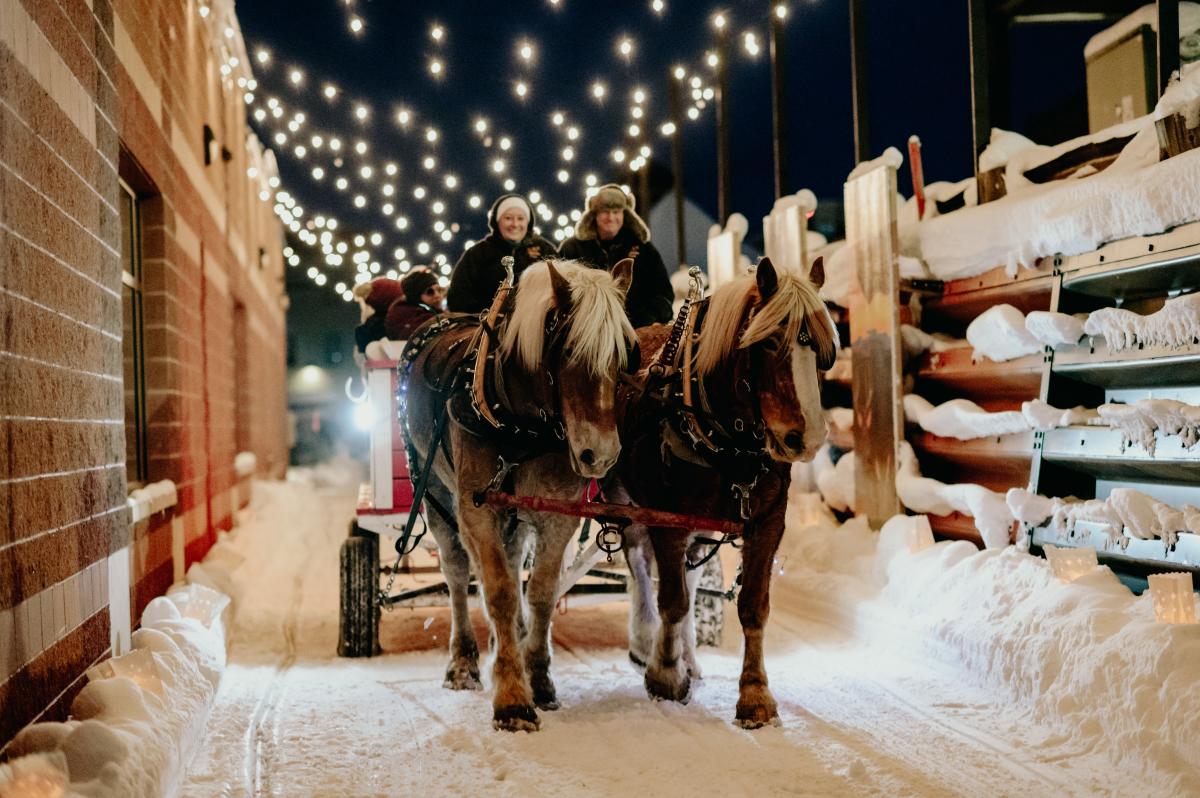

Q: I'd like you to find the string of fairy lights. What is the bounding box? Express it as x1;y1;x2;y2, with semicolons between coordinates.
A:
201;0;789;302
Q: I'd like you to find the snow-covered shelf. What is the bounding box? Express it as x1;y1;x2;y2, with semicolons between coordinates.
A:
1041;426;1200;482
923;263;1055;328
929;511;1012;547
916;348;1045;400
1052;340;1200;388
910;430;1035;490
1030;523;1200;573
1059;220;1200;300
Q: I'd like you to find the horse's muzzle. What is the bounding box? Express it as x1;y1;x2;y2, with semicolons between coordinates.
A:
570;447;618;478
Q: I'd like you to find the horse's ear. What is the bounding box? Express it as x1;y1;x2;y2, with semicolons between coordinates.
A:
808;256;825;289
611;257;634;297
756;257;778;300
546;260;573;311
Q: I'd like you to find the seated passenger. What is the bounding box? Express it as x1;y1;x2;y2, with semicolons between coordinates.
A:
384;267;445;340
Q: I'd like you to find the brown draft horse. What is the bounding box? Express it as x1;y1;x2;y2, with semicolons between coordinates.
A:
609;256;837;728
403;259;635;731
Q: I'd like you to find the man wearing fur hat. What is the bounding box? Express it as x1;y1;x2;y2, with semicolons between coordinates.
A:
447;193;558;314
557;183;674;328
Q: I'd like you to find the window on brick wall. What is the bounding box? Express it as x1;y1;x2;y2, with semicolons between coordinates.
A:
120;179;148;487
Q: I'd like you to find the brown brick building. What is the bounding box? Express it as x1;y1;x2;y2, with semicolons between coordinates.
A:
1;0;288;747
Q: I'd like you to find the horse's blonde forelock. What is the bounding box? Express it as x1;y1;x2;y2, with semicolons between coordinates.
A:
694;270;839;375
499;260;635;376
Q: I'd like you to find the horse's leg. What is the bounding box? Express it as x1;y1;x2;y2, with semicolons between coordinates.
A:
503;518;534;644
424;479;480;690
622;524;658;669
520;512;577;710
453;436;538;732
606;481;658;669
734;497;787;729
644;528;692;703
681;545;704;680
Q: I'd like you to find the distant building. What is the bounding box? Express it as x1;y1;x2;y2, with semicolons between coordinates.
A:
1;1;288;745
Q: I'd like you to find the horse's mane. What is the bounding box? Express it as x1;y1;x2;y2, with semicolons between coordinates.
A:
694;270;839;375
500;260;635;377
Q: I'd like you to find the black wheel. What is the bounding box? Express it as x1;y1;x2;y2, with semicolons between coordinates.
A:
693;553;724;647
338;524;381;657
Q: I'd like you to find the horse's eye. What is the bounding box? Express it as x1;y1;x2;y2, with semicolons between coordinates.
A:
761;337;782;353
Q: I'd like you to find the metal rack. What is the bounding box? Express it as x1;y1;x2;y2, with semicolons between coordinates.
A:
1028;221;1200;574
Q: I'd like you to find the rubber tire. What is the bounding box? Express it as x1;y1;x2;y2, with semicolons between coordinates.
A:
338;525;381;657
693;553;724;647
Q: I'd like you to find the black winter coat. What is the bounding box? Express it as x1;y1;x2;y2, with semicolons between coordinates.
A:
446;234;557;315
557;227;674;328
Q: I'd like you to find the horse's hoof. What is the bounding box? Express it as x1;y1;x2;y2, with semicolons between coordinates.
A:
442;662;482;691
493;704;540;732
533;684;560;711
645;666;691;704
734;702;780;729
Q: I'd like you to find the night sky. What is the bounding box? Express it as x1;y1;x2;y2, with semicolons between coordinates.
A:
238;0;1111;291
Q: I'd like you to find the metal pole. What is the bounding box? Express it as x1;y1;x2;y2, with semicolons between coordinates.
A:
1158;0;1180;95
848;0;870;164
715;22;732;224
669;73;687;266
769;4;789;198
968;0;991;174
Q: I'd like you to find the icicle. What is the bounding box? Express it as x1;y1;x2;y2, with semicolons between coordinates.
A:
1153;501;1184;553
1083;307;1142;352
1097;403;1158;455
1109;488;1163;541
1181;406;1200;449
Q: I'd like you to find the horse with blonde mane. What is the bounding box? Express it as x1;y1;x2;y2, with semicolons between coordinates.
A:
403;258;635;731
609;256;837;727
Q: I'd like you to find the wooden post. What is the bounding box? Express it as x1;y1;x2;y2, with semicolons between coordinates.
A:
845;160;903;527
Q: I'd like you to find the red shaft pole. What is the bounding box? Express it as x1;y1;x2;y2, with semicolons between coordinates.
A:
475;491;744;536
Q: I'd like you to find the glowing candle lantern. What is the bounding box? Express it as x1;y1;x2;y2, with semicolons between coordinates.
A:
178;583;232;627
1043;544;1098;582
1148;572;1197;624
910;515;934;552
108;648;166;697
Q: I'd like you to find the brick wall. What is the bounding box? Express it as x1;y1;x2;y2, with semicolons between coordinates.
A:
1;0;287;748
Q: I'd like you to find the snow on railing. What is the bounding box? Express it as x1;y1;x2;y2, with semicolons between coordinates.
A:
234;451;257;478
127;479;179;525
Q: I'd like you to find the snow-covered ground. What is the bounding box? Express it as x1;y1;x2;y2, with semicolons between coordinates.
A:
179;465;1199;797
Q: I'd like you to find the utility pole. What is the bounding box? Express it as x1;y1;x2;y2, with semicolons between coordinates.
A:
668;70;687;266
769;3;790;198
714;14;732;223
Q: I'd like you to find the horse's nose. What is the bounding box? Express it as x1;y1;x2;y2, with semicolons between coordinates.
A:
783;431;805;452
578;449;596;467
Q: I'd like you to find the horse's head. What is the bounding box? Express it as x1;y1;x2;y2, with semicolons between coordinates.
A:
695;256;838;463
501;259;635;478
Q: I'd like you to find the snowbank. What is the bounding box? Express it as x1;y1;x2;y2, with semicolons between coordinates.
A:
773;483;1200;795
0;516;249;796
